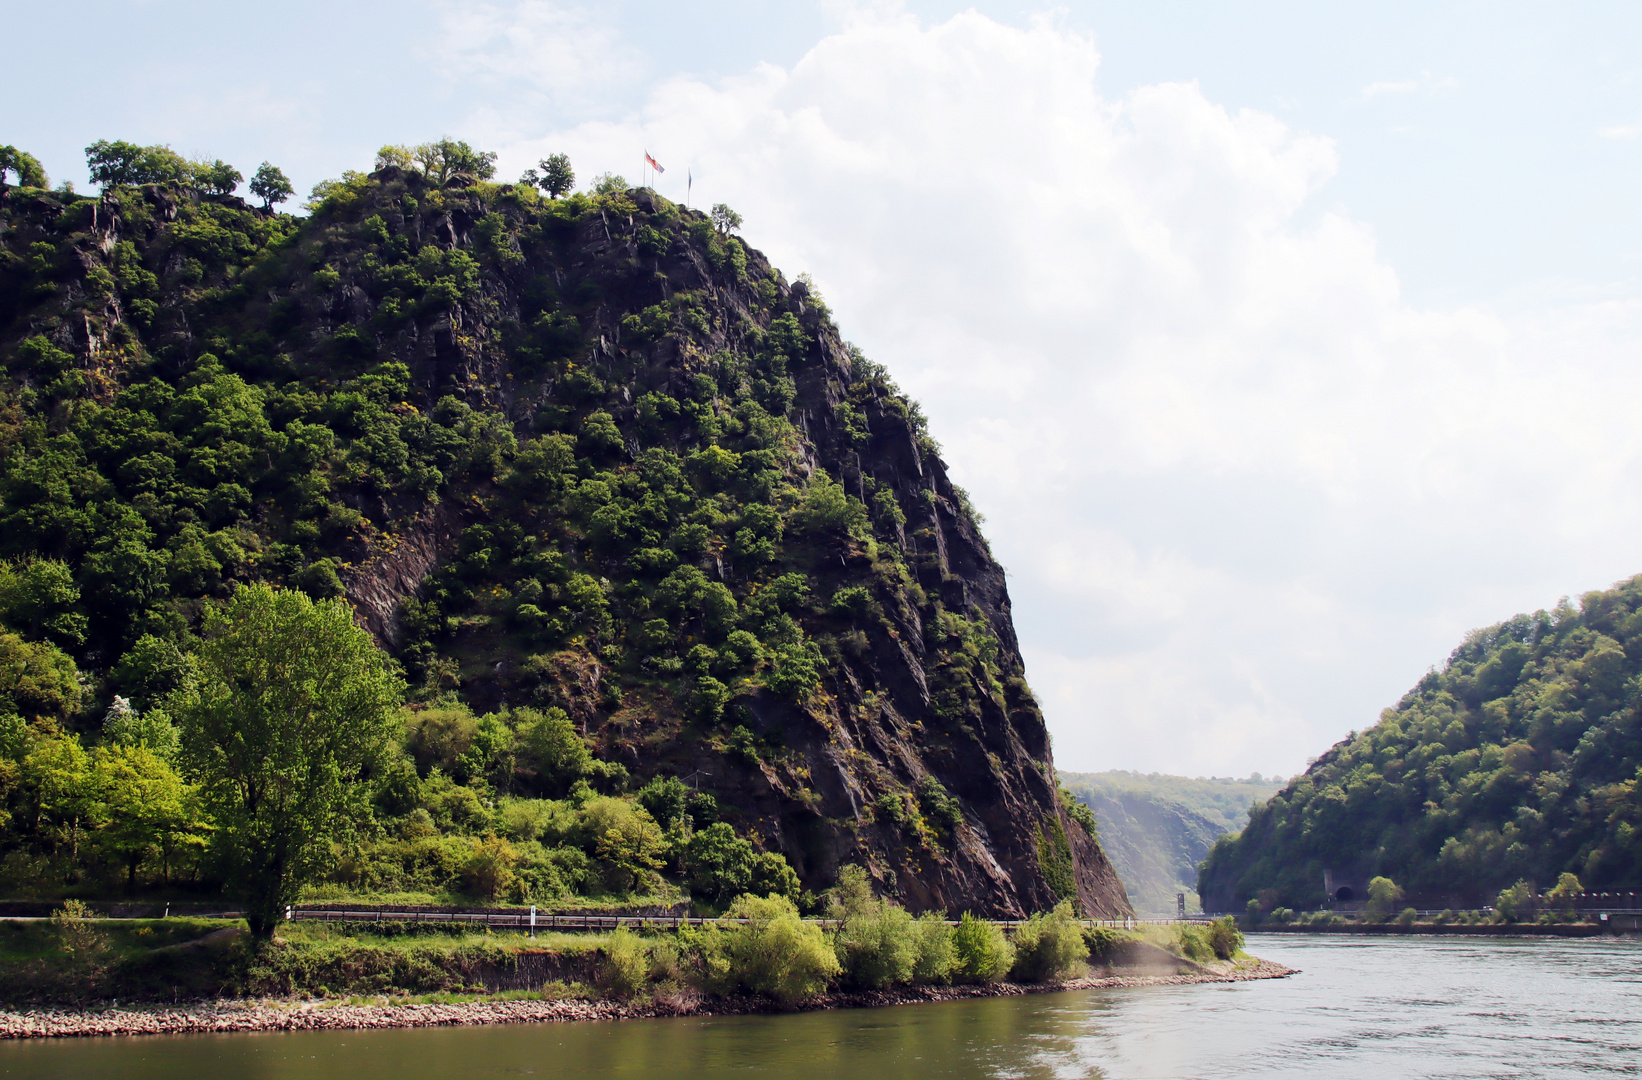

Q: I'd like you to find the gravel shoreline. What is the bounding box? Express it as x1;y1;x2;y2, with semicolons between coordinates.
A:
0;959;1295;1040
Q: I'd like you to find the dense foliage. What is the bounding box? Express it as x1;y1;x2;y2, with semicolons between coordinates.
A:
0;137;1087;916
1200;579;1642;909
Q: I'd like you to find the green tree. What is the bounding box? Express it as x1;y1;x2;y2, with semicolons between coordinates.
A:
831;866;918;988
22;735;103;863
171;584;404;937
1365;875;1405;922
517;706;592;794
0;146;47;188
93;743;198;891
1009;900;1088;982
1547;871;1582;917
248;162;294;210
710;203;743;235
951;911;1014;983
85;140;190;187
579;795;665;893
718;892;839;1002
539;154;575;197
0;631;81;727
685;821;756;904
1494;879;1536;922
191;159;242;196
0;559;86;648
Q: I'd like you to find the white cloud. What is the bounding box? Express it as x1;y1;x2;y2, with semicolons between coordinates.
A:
1361;72;1459;99
460;12;1642;776
1599;124;1642;140
434;0;642;129
1362;79;1419;97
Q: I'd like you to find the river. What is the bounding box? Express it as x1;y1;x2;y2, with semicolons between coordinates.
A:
1;934;1637;1078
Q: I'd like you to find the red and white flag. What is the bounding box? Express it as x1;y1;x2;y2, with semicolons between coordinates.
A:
645;152;665;174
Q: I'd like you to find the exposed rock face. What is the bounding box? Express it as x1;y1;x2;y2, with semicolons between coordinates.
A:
0;173;1130;918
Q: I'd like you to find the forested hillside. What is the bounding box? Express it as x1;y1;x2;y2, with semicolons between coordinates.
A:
0;140;1128;918
1060;771;1281;913
1200;579;1642;910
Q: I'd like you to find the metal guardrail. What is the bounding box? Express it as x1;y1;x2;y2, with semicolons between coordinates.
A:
285;904;1214;934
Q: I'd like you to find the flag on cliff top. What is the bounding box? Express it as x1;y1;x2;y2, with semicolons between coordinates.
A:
645;152;664;174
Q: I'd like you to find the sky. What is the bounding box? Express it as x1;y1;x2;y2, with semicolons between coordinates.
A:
11;1;1642;779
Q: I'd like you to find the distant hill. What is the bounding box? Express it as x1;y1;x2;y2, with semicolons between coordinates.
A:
1199;578;1642;911
1060;771;1284;914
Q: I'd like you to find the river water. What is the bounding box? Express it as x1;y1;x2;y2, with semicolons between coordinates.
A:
1;934;1637;1078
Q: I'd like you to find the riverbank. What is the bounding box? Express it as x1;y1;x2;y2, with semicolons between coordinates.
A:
1244;921;1633;937
0;959;1294;1040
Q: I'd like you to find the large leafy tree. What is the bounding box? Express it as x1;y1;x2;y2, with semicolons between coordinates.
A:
93;744;198;892
172;584;403;936
248;162;293;209
0;146;47;188
539;153;574;198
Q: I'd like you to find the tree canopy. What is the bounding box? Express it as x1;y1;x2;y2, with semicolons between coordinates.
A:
170;584;404;935
1201;579;1642;910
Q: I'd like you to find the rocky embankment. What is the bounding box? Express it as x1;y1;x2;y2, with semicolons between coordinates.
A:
0;960;1293;1040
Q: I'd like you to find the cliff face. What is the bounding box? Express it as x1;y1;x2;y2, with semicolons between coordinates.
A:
0;168;1130;918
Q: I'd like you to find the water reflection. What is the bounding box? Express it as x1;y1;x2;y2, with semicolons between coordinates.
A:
1;935;1637;1079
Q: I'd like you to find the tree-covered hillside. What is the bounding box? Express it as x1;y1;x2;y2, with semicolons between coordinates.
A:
1060;771;1282;913
0;140;1128;917
1199;579;1642;910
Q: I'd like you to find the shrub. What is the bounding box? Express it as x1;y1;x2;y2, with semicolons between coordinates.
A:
1009;901;1087;982
1365;876;1405;922
952;912;1013;983
1082;925;1132;964
917;777;962;832
834;897;917;989
1206;915;1242;960
461;834;520;900
719;893;839;1003
599;927;649;996
1170;923;1214;962
910;912;956;984
1395;907;1418;927
1494;879;1536;922
1546;871;1581;918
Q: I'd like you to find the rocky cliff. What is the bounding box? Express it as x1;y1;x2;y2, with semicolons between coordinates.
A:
0;162;1130;917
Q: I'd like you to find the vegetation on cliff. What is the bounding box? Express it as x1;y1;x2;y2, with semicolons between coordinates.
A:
1060;771;1282;913
1200;577;1642;910
0;139;1126;918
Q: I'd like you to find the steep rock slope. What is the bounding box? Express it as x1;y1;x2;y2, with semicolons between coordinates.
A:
1062;783;1224;914
0;165;1129;917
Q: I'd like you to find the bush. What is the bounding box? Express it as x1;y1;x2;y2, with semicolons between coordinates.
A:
1365;876;1405;922
1547;871;1581;918
1495;879;1536;922
1206;915;1242;960
834;898;917;989
718;893;839;1002
910;912;956;984
599;928;649;996
1395;907;1418;927
1009;901;1087;982
1082;925;1133;964
952;912;1013;983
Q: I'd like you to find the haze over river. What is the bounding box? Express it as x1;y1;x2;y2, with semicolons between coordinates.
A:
2;935;1637;1078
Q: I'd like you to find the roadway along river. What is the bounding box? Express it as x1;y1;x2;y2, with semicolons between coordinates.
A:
1;934;1637;1078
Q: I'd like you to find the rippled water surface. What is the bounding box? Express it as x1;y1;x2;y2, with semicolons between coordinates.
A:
2;934;1638;1079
